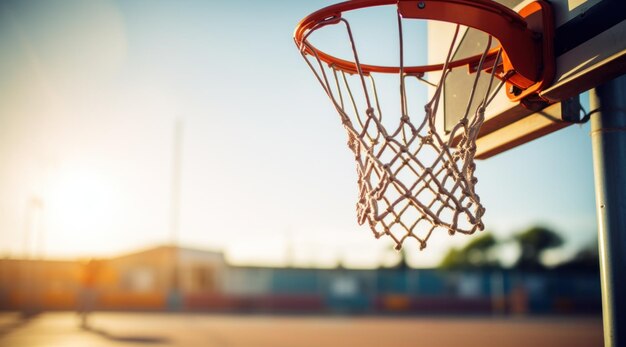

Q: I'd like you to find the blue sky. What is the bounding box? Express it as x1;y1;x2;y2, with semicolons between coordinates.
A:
0;0;597;268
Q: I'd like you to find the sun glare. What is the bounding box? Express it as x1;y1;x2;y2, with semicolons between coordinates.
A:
44;167;117;256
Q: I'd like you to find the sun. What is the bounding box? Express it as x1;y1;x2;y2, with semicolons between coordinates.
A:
44;166;118;257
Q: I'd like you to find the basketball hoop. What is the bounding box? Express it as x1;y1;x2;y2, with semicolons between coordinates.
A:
294;0;554;250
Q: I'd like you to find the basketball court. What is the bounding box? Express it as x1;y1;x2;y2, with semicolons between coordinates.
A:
0;312;603;347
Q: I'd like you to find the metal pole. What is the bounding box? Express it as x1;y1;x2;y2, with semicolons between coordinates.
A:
590;74;626;347
170;119;183;248
168;119;183;310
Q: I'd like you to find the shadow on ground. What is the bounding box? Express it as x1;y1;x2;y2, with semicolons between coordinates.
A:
83;325;170;344
0;312;39;338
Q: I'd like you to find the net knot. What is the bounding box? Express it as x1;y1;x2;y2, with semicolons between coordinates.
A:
420;135;433;145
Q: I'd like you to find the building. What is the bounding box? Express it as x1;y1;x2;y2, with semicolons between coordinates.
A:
0;246;601;315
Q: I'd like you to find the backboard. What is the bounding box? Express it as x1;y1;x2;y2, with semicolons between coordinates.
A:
429;0;626;158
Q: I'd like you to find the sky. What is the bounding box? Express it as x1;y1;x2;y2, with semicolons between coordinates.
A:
0;0;598;268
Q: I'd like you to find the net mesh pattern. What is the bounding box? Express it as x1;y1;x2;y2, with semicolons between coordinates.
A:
297;15;506;250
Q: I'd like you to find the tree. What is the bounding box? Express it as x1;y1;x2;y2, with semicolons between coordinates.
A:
439;248;464;269
513;226;564;271
439;232;498;269
555;239;599;273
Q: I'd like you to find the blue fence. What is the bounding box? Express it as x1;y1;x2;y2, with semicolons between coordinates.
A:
214;267;601;314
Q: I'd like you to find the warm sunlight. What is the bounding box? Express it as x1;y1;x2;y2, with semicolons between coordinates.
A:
44;166;118;256
0;0;598;266
0;1;616;345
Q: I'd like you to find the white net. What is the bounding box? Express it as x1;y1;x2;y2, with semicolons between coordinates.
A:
297;13;507;250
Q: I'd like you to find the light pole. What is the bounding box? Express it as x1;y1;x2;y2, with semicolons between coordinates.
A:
168;119;183;310
21;196;44;317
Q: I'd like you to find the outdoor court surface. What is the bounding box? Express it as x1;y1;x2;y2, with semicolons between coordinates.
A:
0;312;602;347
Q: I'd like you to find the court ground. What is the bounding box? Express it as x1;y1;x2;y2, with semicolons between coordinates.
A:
0;312;602;347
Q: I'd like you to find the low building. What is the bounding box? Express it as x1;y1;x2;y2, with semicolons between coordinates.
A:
0;245;601;315
0;246;225;311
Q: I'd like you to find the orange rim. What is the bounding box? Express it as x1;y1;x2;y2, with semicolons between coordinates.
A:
294;0;545;91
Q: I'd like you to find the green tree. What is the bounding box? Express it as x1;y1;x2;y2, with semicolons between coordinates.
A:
514;226;564;271
439;232;498;269
439;248;464;269
555;239;599;273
